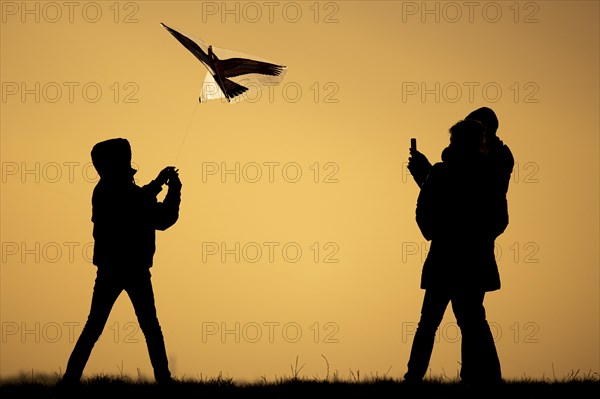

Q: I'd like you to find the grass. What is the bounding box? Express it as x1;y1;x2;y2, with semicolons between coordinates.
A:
1;358;598;399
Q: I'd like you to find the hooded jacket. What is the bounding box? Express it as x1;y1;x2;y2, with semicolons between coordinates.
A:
89;138;181;270
91;176;180;270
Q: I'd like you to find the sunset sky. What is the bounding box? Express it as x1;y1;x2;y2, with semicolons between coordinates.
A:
1;0;598;382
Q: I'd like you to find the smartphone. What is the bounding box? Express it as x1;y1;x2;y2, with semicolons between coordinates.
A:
411;138;417;151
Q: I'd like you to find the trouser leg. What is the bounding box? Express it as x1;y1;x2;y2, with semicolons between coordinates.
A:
404;289;450;381
126;271;172;383
452;290;502;383
63;271;122;382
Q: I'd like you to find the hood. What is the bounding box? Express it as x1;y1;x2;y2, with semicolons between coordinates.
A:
91;138;137;180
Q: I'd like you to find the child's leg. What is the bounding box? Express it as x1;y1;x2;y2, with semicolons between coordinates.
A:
63;270;122;383
126;270;172;384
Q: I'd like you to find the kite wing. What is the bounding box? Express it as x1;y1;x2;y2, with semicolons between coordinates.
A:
219;58;286;78
160;22;213;73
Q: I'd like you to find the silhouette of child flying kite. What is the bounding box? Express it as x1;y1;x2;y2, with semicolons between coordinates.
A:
61;138;181;385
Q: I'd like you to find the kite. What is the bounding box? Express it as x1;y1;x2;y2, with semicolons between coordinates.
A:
161;22;288;103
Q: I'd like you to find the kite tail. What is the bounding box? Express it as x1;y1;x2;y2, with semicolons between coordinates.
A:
220;77;249;101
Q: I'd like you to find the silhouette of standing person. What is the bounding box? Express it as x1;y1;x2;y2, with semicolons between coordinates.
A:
61;138;181;385
403;119;506;385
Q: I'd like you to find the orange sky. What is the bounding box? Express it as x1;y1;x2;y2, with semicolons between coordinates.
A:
1;0;598;382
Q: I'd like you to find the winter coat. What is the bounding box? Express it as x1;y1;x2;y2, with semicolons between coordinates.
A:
91;178;181;270
416;146;510;292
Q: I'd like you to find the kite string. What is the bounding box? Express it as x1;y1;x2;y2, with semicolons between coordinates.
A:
173;101;199;165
